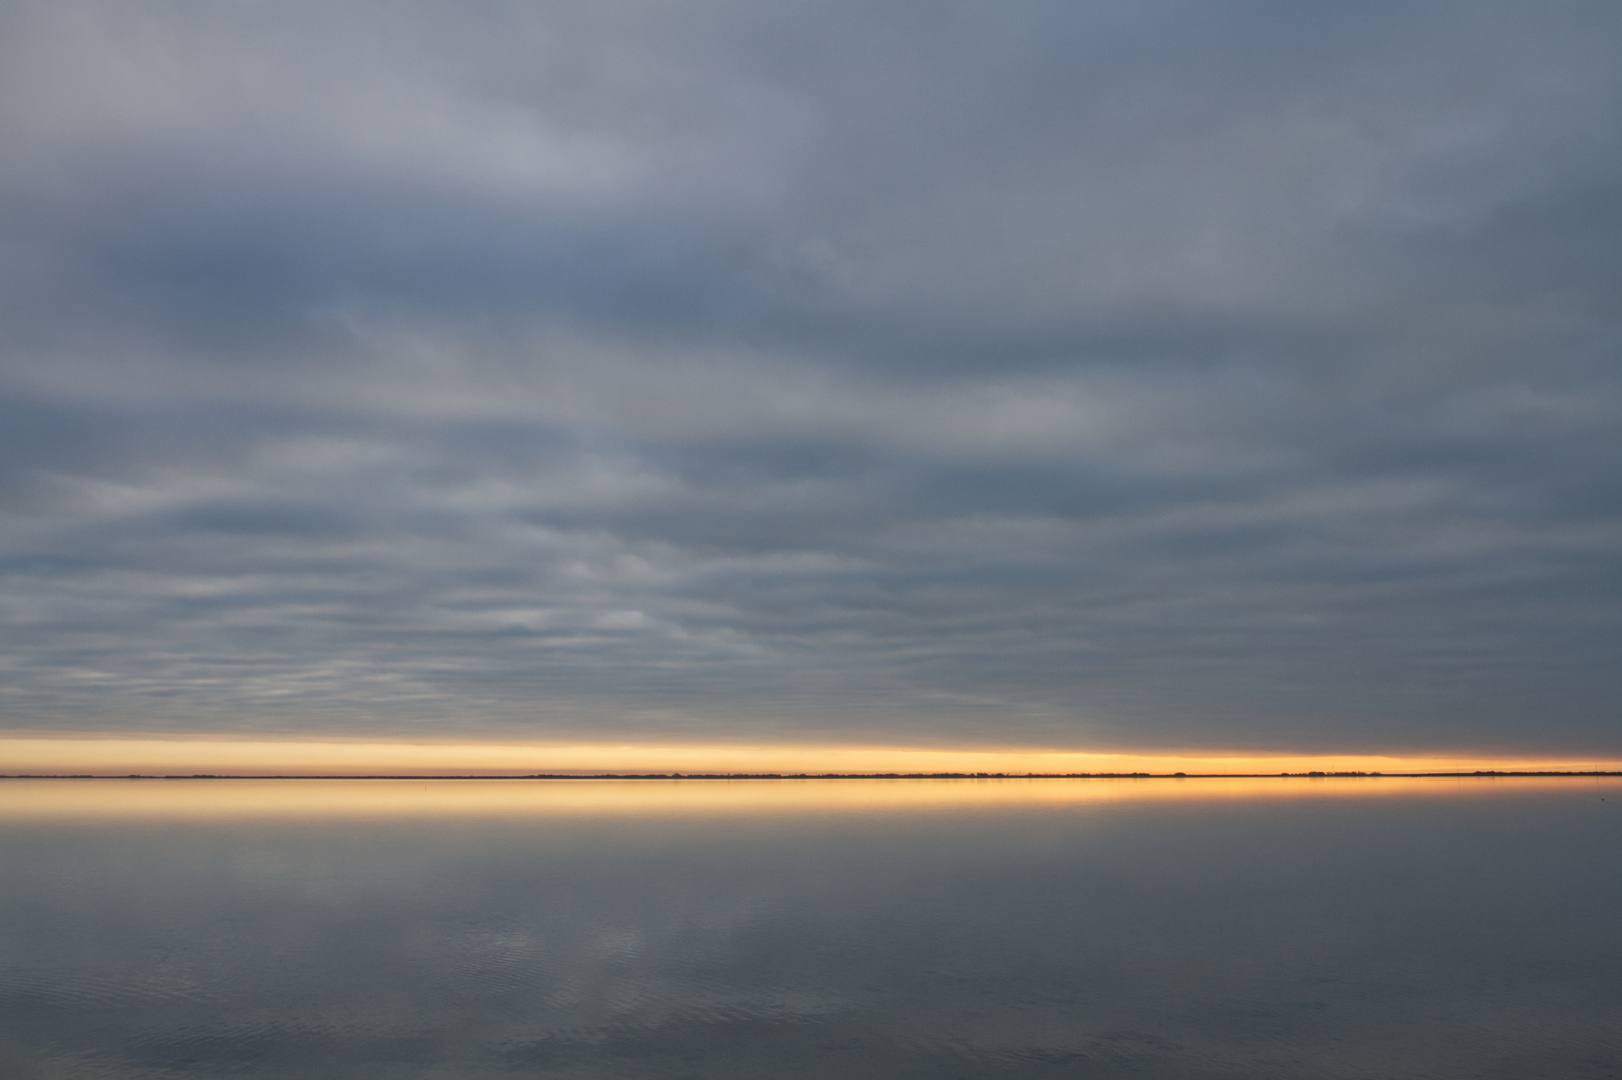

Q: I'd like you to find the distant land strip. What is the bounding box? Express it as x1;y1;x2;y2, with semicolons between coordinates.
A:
4;771;1620;780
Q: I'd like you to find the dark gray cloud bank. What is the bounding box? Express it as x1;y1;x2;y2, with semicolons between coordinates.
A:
2;0;1620;753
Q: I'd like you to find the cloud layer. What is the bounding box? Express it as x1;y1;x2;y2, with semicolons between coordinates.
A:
3;0;1620;752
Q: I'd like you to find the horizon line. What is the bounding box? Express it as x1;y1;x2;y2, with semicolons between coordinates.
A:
6;770;1621;781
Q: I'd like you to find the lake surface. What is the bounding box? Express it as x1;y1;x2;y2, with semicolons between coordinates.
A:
1;776;1618;1079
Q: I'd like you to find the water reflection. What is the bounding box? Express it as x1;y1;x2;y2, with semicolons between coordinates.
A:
2;778;1618;1078
1;773;1606;820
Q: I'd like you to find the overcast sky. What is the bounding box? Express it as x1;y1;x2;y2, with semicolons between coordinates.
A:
2;0;1619;755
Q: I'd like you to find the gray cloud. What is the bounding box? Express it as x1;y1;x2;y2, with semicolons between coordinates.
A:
1;0;1620;753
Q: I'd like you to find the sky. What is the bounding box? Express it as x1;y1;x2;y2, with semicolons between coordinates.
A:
2;0;1620;768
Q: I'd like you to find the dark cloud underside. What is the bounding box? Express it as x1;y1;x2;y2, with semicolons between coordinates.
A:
2;0;1620;751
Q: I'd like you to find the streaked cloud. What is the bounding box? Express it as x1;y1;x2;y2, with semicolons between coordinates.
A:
2;0;1619;754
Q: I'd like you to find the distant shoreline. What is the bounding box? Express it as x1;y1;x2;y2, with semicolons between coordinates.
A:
3;771;1619;781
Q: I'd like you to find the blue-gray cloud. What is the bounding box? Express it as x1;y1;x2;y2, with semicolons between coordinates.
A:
2;0;1620;752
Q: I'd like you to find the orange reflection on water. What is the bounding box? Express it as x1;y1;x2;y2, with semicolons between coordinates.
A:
1;774;1617;822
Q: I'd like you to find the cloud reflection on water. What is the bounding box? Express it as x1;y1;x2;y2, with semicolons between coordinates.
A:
2;778;1618;1078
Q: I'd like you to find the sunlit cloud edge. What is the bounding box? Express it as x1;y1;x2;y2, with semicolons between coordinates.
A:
4;735;1619;777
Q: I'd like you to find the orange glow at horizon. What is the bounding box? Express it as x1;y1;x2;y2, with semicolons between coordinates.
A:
2;735;1619;778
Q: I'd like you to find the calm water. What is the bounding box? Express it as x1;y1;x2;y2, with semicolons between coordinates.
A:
1;776;1618;1079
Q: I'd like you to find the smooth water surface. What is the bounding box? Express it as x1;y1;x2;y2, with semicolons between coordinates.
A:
1;776;1618;1079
